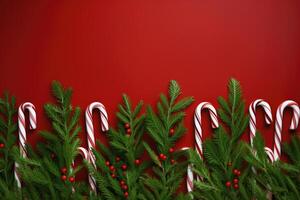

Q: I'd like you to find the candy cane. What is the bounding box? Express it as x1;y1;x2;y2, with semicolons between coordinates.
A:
180;147;193;193
85;102;109;191
249;99;272;147
249;99;273;174
15;102;37;188
273;100;300;161
194;102;219;159
77;147;96;192
249;99;274;200
264;147;275;163
187;102;219;192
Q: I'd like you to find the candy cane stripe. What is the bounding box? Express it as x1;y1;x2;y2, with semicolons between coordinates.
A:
188;102;219;192
15;102;37;188
273;100;299;161
85;102;109;192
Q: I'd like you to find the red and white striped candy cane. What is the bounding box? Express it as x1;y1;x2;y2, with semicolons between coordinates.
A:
180;147;193;192
15;102;37;188
77;147;96;192
85;102;109;191
264;147;275;163
194;102;219;158
273;100;300;161
249;99;274;200
249;99;272;147
187;102;219;192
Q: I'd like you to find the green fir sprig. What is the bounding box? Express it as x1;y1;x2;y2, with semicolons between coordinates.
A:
88;94;147;200
189;78;253;200
16;81;87;200
142;80;194;200
0;93;20;199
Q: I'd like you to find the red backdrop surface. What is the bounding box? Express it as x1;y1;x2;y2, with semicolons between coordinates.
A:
0;1;300;155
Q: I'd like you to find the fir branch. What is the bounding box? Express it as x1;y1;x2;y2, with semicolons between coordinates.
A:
143;80;194;200
17;81;86;199
90;94;147;200
0;93;19;198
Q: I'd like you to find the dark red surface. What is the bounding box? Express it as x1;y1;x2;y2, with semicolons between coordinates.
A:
0;1;300;157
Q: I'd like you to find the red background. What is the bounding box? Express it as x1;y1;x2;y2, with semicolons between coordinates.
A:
0;1;300;158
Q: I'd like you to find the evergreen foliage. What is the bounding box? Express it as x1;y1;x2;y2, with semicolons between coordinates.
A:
16;81;87;200
142;80;194;200
245;134;299;200
0;79;300;200
88;94;148;200
0;93;20;199
189;78;254;199
283;135;300;198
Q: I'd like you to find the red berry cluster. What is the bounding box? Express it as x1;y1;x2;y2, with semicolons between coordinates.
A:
60;167;75;183
169;147;176;164
159;153;167;161
106;160;117;178
225;168;241;190
158;147;176;164
106;158;131;179
107;158;130;198
124;123;131;136
233;169;241;176
119;179;129;198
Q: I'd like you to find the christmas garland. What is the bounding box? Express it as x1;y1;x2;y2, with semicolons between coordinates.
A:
0;79;299;200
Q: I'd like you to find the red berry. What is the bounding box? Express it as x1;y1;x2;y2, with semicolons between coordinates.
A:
69;176;75;182
169;148;174;153
159;153;165;159
105;161;110;166
61;175;67;181
124;191;129;198
125;123;130;129
109;165;115;171
51;153;55;159
122;184;128;190
171;159;175;164
169;128;175;135
234;184;239;189
237;171;241;176
120;180;125;185
111;173;116;179
233;178;239;184
0;143;5;148
116;157;121;162
135;159;141;165
233;169;239;175
163;155;167;160
126;129;131;134
225;181;231;187
61;167;67;174
121;164;127;170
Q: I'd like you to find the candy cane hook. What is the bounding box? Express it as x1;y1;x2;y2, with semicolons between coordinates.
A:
264;147;275;163
249;99;274;200
77;147;96;192
187;102;219;192
249;99;272;147
273;100;300;161
194;102;219;159
15;102;37;188
85;102;109;191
